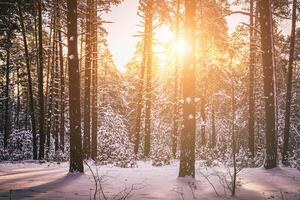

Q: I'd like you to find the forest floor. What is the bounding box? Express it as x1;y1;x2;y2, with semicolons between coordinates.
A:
0;160;299;200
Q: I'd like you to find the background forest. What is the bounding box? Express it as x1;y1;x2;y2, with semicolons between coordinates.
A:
0;0;299;181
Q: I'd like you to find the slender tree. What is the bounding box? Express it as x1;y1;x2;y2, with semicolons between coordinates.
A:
144;0;154;157
179;0;196;178
91;0;98;160
134;0;150;155
4;37;11;149
172;0;181;157
211;97;216;147
38;0;45;159
200;92;206;145
282;0;297;164
17;1;38;159
58;5;65;152
83;0;92;158
259;0;277;169
248;0;255;156
67;0;84;172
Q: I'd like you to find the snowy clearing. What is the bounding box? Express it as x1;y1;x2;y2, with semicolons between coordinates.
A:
0;161;299;200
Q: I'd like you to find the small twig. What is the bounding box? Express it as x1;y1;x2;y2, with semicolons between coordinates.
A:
197;169;220;196
84;160;98;200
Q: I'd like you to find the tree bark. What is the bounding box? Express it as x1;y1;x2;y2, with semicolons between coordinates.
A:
45;12;57;157
144;0;154;158
248;0;255;157
211;97;216;147
172;0;181;158
83;0;92;158
53;20;60;153
18;1;38;159
67;0;84;172
134;3;150;155
4;45;10;149
200;93;206;145
231;67;237;196
58;7;65;152
91;0;98;160
179;0;196;178
282;0;297;165
259;0;277;169
38;0;46;159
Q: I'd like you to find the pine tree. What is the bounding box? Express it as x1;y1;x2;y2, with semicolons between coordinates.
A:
17;0;38;159
38;0;45;160
144;0;154;158
91;0;98;160
248;0;255;157
83;0;92;158
282;0;297;165
172;0;181;158
67;0;84;173
259;0;277;169
179;0;196;178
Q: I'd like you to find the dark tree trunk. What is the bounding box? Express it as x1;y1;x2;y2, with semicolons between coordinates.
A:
83;0;92;158
211;98;216;147
16;67;20;129
67;0;84;172
248;0;255;157
231;70;237;196
200;93;206;145
91;0;98;160
44;15;54;123
58;8;65;152
38;0;46;160
45;13;57;157
259;0;277;169
282;0;297;165
144;0;154;158
134;4;149;155
53;22;60;153
4;46;10;149
18;1;38;159
179;0;196;178
172;0;181;158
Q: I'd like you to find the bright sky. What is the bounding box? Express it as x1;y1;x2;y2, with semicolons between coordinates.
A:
103;0;140;73
103;1;290;73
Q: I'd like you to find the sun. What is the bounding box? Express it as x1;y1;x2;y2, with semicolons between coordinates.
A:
174;38;187;55
155;26;174;43
155;25;187;56
153;25;187;71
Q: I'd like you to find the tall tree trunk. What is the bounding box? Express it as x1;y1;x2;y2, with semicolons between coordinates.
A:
211;97;216;147
18;1;38;159
282;0;297;165
45;13;57;157
144;0;154;158
172;0;181;158
248;0;255;157
259;0;277;169
179;0;196;178
44;15;54;119
16;67;20;129
67;0;84;172
58;7;65;152
91;0;98;160
53;23;60;153
38;0;46;159
4;46;10;149
231;69;237;196
200;93;206;145
83;0;92;158
134;4;149;155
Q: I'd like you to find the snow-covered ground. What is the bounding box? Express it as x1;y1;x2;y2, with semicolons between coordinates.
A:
0;160;299;200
